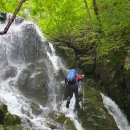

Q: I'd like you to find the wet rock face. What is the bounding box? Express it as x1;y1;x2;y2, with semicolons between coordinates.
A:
13;15;24;24
95;61;127;117
0;66;18;80
0;44;8;68
94;53;130;124
17;61;48;105
79;56;95;74
0;45;18;81
20;24;44;62
98;64;115;85
30;102;42;115
0;15;47;64
8;23;44;64
54;69;66;82
55;46;77;68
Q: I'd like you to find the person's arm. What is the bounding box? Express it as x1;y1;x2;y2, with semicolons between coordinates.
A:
76;74;84;83
81;75;85;80
65;78;68;84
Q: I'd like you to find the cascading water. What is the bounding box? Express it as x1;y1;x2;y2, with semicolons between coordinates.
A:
101;93;130;130
0;14;84;130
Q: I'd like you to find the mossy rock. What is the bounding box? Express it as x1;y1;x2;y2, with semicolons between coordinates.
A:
56;113;77;130
81;61;95;74
78;56;95;73
78;86;119;130
79;56;95;64
47;123;57;129
0;104;8;114
0;104;8;124
56;113;66;124
65;119;77;130
4;113;21;126
55;46;77;68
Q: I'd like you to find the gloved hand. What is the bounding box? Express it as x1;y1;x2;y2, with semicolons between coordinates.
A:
81;75;85;79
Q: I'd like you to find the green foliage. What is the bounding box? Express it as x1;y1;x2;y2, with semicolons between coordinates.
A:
0;0;91;40
56;113;66;124
96;0;130;59
35;0;88;40
124;64;130;70
98;0;130;33
0;0;129;60
0;0;18;12
66;119;77;130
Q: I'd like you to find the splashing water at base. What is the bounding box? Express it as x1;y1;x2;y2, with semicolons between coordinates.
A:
60;96;84;130
101;93;130;130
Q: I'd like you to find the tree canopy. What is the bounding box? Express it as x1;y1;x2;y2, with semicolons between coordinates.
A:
0;0;130;57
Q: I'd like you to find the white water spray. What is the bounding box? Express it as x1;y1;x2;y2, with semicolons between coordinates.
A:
101;93;130;130
60;97;84;130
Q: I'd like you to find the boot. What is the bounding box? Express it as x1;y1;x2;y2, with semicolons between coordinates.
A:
66;101;70;108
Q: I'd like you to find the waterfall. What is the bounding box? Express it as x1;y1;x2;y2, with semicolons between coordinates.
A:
101;93;130;130
0;15;84;130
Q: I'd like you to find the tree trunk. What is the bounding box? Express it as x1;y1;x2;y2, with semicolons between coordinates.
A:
83;0;93;27
92;0;102;30
0;0;26;35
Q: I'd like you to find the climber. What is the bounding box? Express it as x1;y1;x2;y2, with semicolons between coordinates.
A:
65;69;84;109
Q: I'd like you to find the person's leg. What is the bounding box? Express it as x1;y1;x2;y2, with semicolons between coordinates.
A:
73;85;80;109
66;86;73;108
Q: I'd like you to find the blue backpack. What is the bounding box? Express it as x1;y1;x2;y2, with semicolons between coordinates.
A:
67;69;77;84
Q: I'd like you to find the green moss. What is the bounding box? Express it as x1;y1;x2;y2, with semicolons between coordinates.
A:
13;115;21;125
0;104;22;129
56;113;66;124
0;105;8;114
47;123;57;129
4;113;21;126
0;104;8;124
66;119;77;130
56;113;77;130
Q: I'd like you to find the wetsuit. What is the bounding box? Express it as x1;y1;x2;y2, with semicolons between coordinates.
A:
66;82;79;109
65;74;82;109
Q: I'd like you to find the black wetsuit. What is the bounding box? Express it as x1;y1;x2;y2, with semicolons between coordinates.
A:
65;79;79;109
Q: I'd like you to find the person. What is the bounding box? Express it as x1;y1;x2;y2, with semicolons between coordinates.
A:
65;69;84;109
